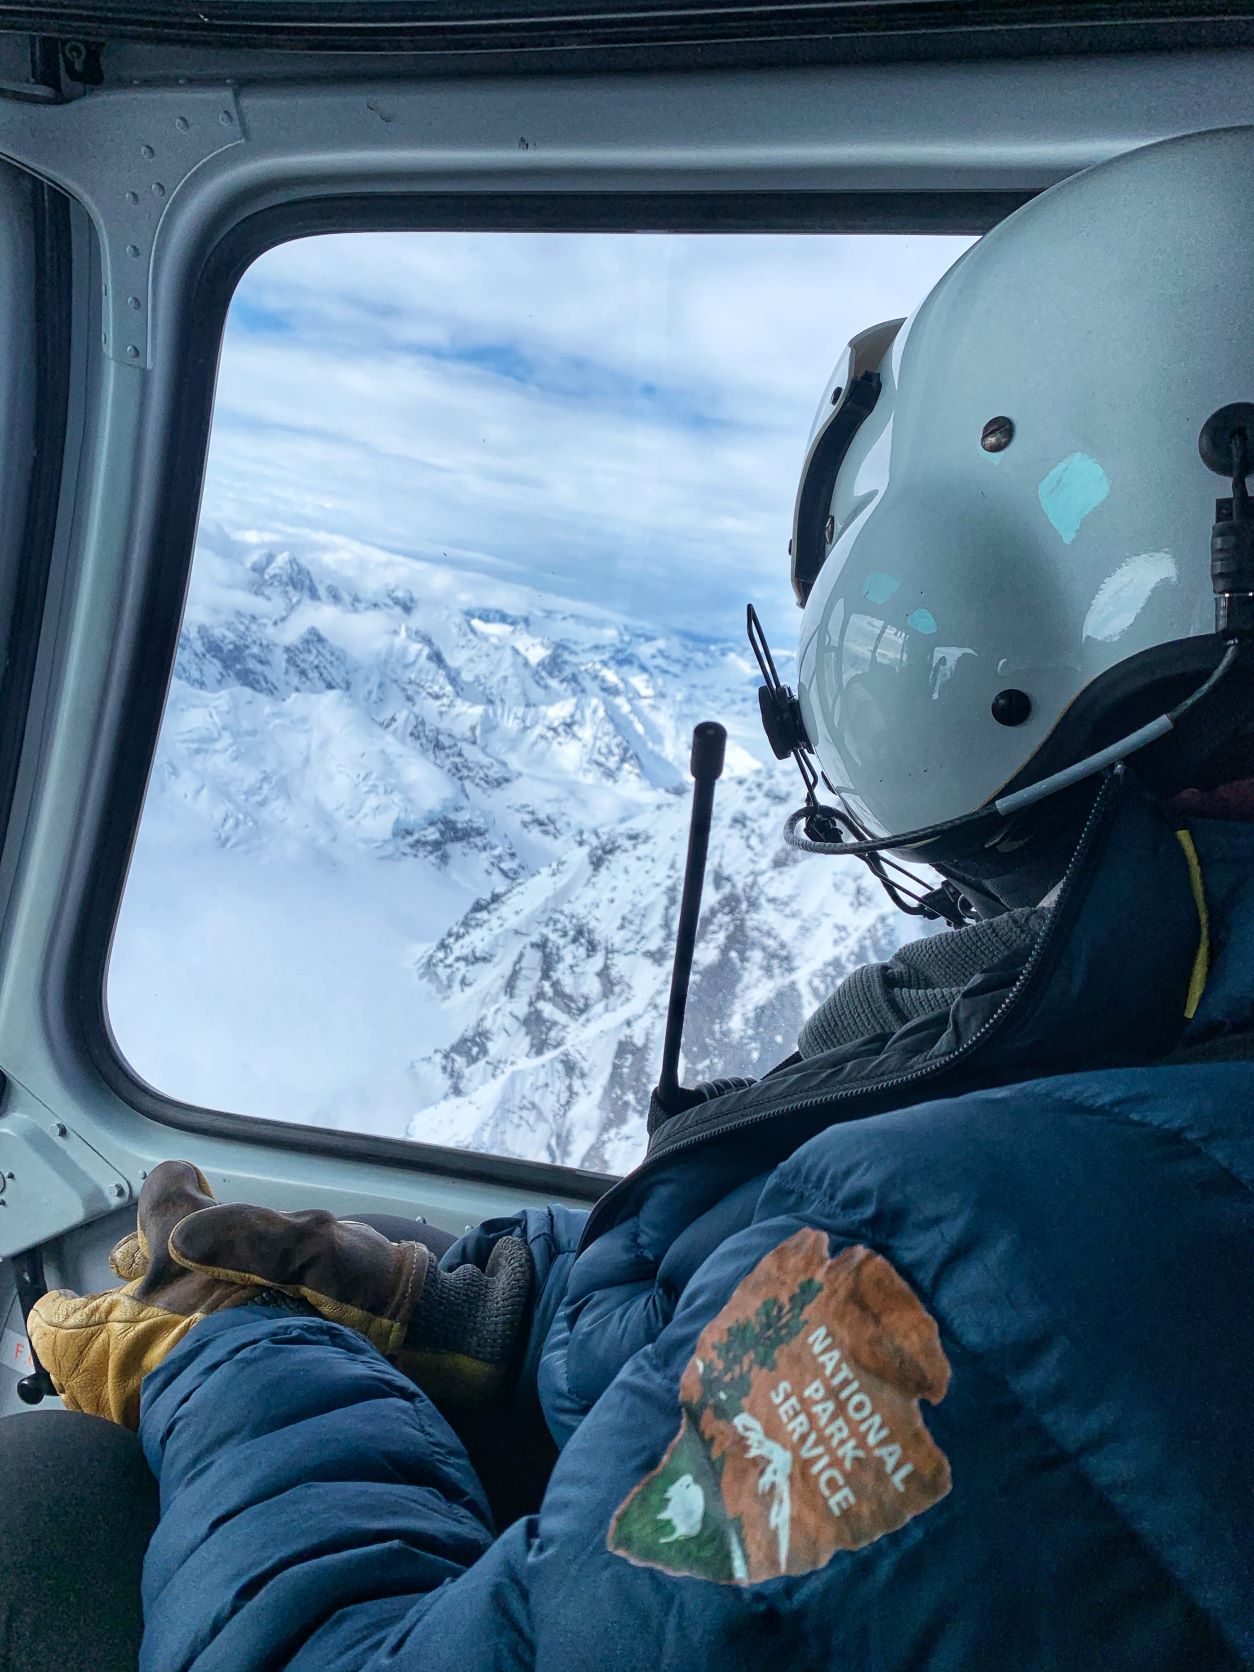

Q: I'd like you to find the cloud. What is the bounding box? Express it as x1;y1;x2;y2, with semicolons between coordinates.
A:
202;230;973;641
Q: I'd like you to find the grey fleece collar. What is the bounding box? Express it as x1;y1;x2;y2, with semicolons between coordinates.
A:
797;906;1049;1058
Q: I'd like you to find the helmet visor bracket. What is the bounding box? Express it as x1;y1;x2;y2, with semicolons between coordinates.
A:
790;318;904;606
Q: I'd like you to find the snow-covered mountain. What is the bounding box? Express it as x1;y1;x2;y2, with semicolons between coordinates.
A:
109;525;923;1175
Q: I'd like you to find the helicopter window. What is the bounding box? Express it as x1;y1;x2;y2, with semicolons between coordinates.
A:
106;228;969;1175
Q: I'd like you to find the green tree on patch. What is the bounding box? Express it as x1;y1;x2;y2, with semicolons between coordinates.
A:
697;1277;821;1422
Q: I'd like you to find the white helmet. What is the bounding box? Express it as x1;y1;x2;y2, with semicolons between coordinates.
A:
781;125;1254;858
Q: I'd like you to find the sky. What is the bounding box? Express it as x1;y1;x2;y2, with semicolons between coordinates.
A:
201;229;974;643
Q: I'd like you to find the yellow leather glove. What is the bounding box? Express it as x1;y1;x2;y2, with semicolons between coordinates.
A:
28;1160;263;1428
29;1160;535;1428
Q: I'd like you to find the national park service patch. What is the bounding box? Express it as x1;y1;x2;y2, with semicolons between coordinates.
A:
608;1229;952;1584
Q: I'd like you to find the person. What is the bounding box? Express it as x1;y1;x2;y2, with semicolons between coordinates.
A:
17;123;1254;1671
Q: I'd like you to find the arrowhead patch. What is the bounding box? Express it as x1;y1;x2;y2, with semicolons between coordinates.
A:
608;1230;952;1584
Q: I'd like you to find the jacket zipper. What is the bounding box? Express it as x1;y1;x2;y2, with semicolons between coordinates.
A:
581;772;1123;1249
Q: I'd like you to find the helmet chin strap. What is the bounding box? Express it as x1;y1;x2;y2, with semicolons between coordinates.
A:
796;773;978;927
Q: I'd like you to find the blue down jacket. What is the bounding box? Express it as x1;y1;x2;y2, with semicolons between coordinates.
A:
138;775;1254;1671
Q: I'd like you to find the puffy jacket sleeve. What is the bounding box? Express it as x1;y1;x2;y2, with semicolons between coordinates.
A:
139;1306;533;1672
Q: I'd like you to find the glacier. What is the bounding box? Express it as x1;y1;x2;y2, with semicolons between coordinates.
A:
108;525;926;1176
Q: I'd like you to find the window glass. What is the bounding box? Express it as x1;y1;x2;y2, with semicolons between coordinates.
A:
107;229;972;1175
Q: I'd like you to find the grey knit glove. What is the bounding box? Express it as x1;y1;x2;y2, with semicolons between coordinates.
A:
171;1202;534;1407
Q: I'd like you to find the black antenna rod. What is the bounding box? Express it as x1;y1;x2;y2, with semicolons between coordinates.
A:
655;721;726;1117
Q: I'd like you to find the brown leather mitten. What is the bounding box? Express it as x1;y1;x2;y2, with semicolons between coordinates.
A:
28;1161;264;1428
170;1204;533;1407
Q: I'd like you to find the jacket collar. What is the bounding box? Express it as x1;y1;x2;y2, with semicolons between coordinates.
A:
584;771;1224;1248
674;769;1208;1143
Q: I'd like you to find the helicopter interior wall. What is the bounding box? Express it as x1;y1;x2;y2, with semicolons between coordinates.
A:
0;42;1253;1421
0;1216;121;1419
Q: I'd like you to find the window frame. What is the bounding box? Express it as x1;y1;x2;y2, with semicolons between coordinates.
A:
13;3;1254;69
0;173;71;908
77;189;1026;1197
